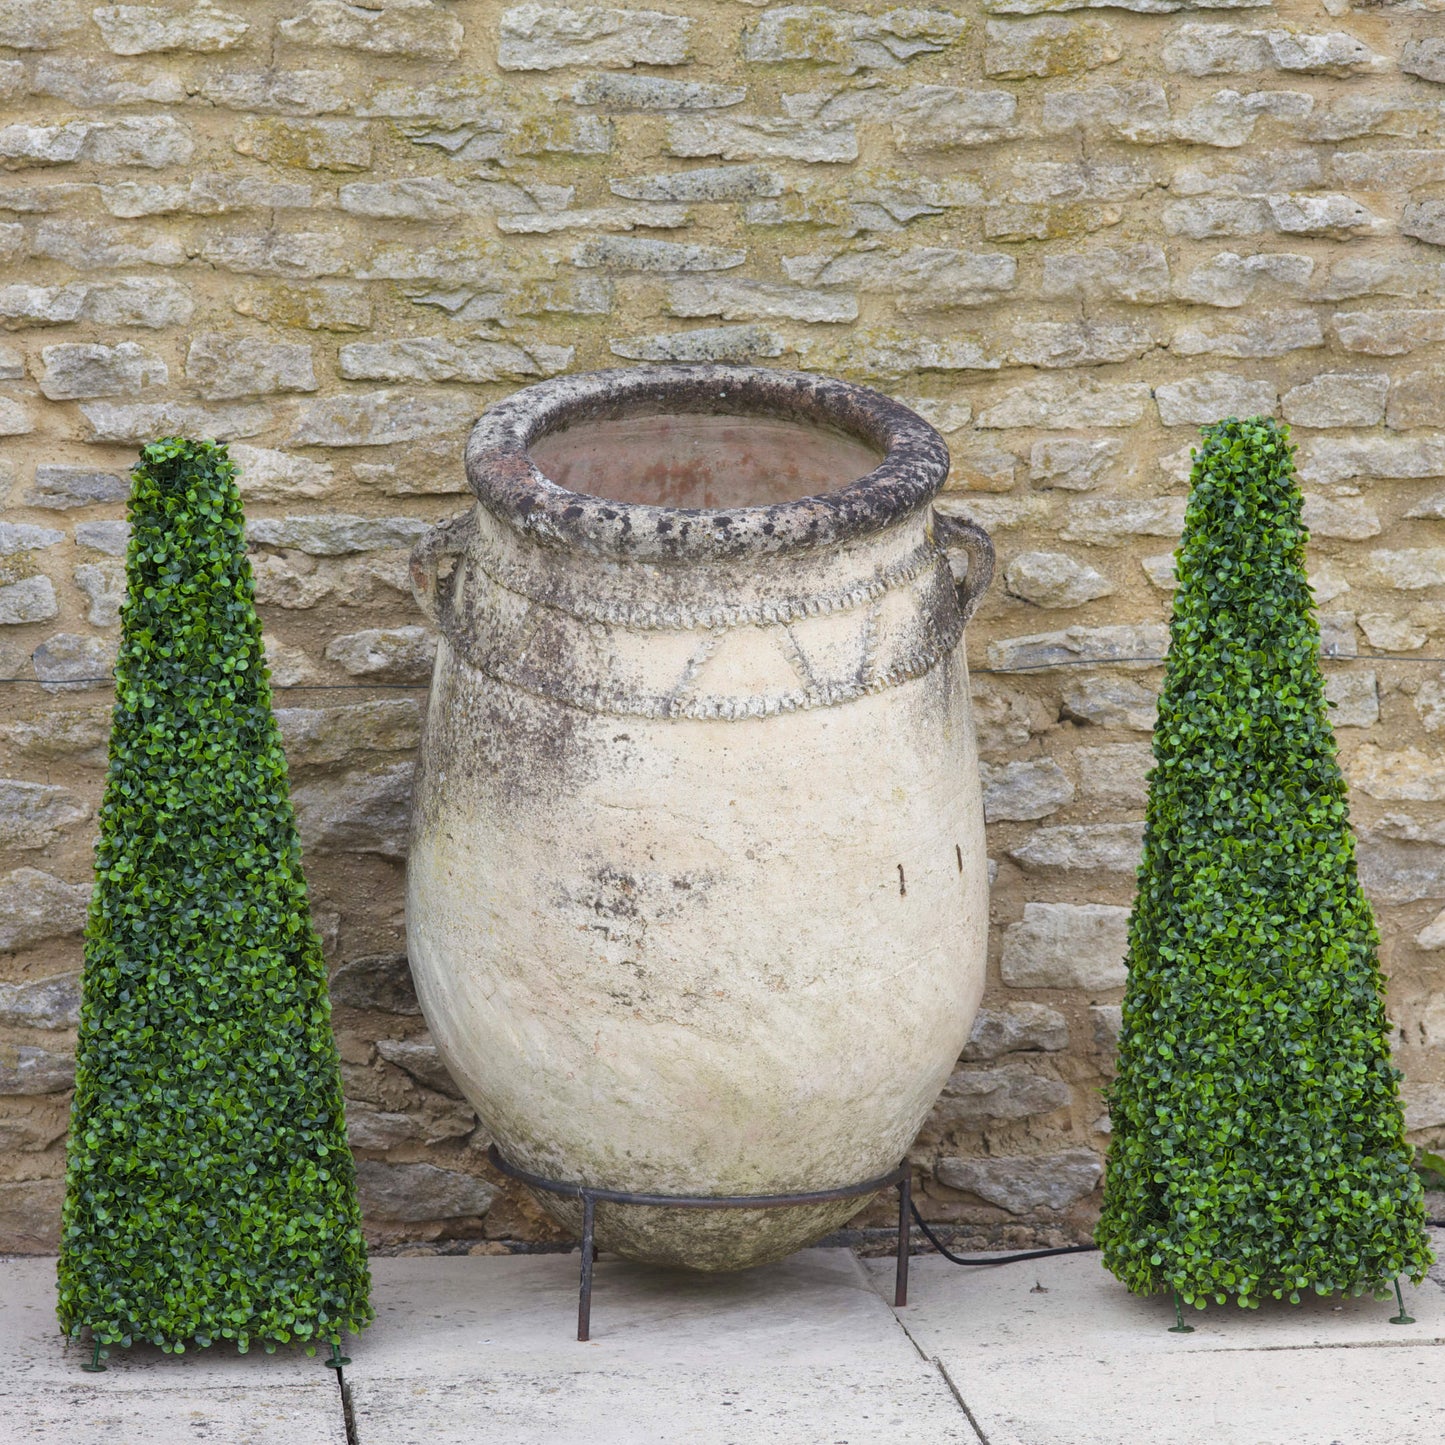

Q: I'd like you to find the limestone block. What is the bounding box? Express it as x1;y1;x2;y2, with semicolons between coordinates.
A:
325;625;437;681
1301;494;1378;541
933;1064;1071;1126
935;1149;1103;1214
0;577;58;625
1061;674;1159;731
1163;25;1387;77
782;248;1015;310
30;55;186;104
1325;672;1378;729
32;218;185;269
572;235;746;271
886;85;1021;152
71;562;123;629
1349;746;1445;803
977;376;1151;428
1041;80;1171;143
329;952;422;1015
1155;372;1275;425
609;325;784;363
339;337;573;383
989;624;1168;673
0;522;63;555
376;1036;464;1097
0;0;84;48
800;329;998;381
1172;251;1313;308
3;277;193;329
0;964;82;1022
499;5;690;70
1365;614;1427;653
979;758;1075;822
0;1044;75;1095
1298;434;1445;486
1282;372;1388;428
236;282;373;332
1366;549;1445;591
200;230;349;279
37;341;167;400
1332;311;1445;357
1008;821;1144;876
573;73;745;109
1403;1082;1445;1134
667;115;857;164
962;1003;1069;1061
1090;1003;1122;1053
1076;743;1153;806
31;634;116;694
247;516;428;557
291;391;475;447
73;522;130;556
230;445;337;502
81;401;273;444
235;118;373;172
293;759;414;858
1403;39;1445;84
984;16;1119;77
0;852;86;953
0;778;88;847
1172;308;1324;358
1029;438;1120;491
666;277;855;324
0;116;192;168
1040;244;1169;305
612;166;780;203
356;1160;494;1221
1387;371;1445;430
279;0;463;59
1060;498;1185;545
1000;902;1130;990
1416;911;1445;950
92;3;249;53
201;66;352;114
1006;321;1154;369
743;7;967;73
1005;551;1113;609
971;686;1036;753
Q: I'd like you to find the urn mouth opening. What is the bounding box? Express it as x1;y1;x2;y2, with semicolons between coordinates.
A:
465;364;951;561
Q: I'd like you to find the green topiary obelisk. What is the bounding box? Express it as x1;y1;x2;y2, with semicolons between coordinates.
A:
59;438;371;1356
1097;417;1432;1312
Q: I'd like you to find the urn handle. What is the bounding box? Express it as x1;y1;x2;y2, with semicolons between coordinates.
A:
410;509;478;626
932;511;995;626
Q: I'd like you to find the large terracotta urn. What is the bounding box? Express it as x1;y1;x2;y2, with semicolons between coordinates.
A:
407;365;993;1270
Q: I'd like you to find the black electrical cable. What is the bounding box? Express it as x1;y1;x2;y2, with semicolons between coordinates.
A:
909;1199;1098;1266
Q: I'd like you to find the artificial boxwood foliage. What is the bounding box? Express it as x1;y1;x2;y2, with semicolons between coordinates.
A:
58;438;372;1354
1097;417;1432;1310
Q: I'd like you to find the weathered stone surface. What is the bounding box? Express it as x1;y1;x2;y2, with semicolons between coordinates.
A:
1300;494;1378;542
977;376;1152;428
277;699;420;769
0;971;80;1028
1004;551;1113;610
609;325;783;363
92;3;249;54
356;1160;494;1221
1349;746;1445;803
1282;372;1388;428
376;1036;464;1097
1324;671;1378;729
31;633;117;695
0;778;88;847
1366;549;1445;592
980;758;1075;822
1386;370;1445;431
1028;438;1120;493
667;115;857;164
1155;372;1276;426
291;391;475;447
932;1064;1071;1127
989;624;1167;675
230;445;337;503
25;466;128;510
0;278;193;329
1000;902;1130;990
744;7;967;73
0;712;105;768
1403;39;1445;84
0;869;89;955
0;522;64;555
783;247;1015;309
1172;308;1325;358
499;5;690;70
248;515;429;557
573;73;744;109
0;396;33;436
0;577;58;626
1060;499;1185;545
330;953;422;1015
234;117;372;172
0;0;84;48
1090;1003;1122;1054
1008;822;1145;876
1163;25;1387;77
0;1043;75;1094
962;1003;1069;1062
73;522;130;557
666;277;854;324
0;116;192;168
293;759;414;859
339;337;572;383
984;16;1118;77
1403;1082;1445;1134
1061;674;1159;731
1076;743;1153;806
73;561;124;628
80;400;272;444
935;1149;1102;1214
37;341;166;401
572;235;746;272
279;0;463;59
324;626;437;682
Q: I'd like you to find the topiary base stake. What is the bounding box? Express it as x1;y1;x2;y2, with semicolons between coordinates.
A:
81;1339;107;1373
1168;1291;1195;1334
324;1339;351;1369
1389;1280;1414;1326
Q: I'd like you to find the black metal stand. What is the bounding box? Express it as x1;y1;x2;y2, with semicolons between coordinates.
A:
488;1144;911;1341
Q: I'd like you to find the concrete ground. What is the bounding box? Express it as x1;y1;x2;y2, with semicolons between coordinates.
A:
3;1230;1441;1444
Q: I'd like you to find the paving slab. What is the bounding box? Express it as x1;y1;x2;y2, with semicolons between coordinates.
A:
7;1383;348;1445
0;1256;342;1389
348;1248;979;1443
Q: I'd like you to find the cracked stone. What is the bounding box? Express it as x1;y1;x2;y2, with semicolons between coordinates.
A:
38;341;167;401
962;1002;1069;1061
932;1064;1071;1127
356;1160;495;1221
376;1035;464;1097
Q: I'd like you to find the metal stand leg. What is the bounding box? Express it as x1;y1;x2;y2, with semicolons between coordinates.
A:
578;1193;596;1342
894;1170;911;1308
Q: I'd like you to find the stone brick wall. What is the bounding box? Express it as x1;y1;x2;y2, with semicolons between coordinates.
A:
2;0;1444;1252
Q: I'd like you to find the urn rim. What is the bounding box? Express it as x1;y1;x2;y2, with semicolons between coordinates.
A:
464;364;951;561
